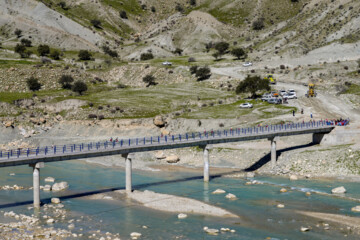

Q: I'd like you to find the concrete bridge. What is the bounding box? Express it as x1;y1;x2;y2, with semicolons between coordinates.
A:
0;120;335;208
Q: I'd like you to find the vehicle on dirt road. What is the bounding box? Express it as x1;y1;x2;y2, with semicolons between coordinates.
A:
243;62;253;67
305;83;317;97
239;103;253;108
267;98;281;104
283;93;297;99
279;90;287;96
264;74;276;84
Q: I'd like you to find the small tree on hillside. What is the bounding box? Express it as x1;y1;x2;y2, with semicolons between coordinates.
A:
59;75;74;89
14;29;22;38
37;44;50;56
231;48;247;60
143;74;157;87
91;19;102;28
50;49;60;60
120;10;128;19
235;75;270;98
151;6;156;12
189;65;198;74
140;52;154;61
78;50;92;60
72;81;88;95
21;38;32;47
215;42;229;55
174;48;183;55
27;77;42;91
190;0;197;6
252;18;265;30
102;45;118;58
195;66;211;81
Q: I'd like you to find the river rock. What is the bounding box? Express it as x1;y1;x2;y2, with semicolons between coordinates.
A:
300;227;310;232
161;128;170;136
130;232;142;238
305;192;311;196
55;115;63;121
212;189;226;194
4;120;14;128
351;206;360;212
220;227;230;232
280;188;287;193
165;154;180;163
204;228;219;235
153;115;166;127
246;172;255;178
43;185;51;191
178;213;187;219
155;151;166;159
45;177;55;182
289;175;298;180
46;218;55;224
68;223;75;229
277;204;285;208
331;186;346;194
52;182;69;191
225;193;237;199
51;198;61;204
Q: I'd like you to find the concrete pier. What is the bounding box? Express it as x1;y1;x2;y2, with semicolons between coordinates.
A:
313;133;325;144
122;153;134;193
269;137;278;168
29;162;44;208
201;145;211;182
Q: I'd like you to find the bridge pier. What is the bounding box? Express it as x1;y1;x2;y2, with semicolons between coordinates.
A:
313;133;325;144
29;162;44;208
200;145;212;182
269;137;278;168
122;153;134;193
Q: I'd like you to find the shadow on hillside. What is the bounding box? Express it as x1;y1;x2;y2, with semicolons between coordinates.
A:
0;142;314;209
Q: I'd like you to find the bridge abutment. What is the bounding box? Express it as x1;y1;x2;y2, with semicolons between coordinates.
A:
29;162;44;208
122;153;134;193
313;133;325;144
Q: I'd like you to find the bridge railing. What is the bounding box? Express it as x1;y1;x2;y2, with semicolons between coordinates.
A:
0;120;335;160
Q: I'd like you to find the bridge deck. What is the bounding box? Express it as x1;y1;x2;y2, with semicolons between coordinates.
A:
0;121;335;167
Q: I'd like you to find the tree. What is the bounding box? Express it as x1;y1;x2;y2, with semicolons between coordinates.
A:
102;45;118;58
37;44;50;56
143;74;157;87
174;48;183;55
78;50;92;60
21;38;32;47
151;6;156;12
50;49;60;60
58;75;74;89
252;18;265;30
15;44;26;55
91;19;102;28
205;42;213;52
235;75;270;98
190;0;197;6
14;29;22;38
212;52;220;60
120;10;128;19
231;48;247;60
214;41;229;56
189;65;198;74
140;52;154;61
72;81;88;95
27;77;42;91
195;66;211;81
58;1;67;9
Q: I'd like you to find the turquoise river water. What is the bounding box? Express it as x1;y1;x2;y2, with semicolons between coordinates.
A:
1;160;360;239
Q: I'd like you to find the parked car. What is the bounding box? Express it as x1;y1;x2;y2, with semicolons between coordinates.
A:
288;89;296;94
267;98;281;104
284;92;297;99
279;90;287;96
243;62;253;67
239;103;253;108
162;61;172;66
261;95;272;101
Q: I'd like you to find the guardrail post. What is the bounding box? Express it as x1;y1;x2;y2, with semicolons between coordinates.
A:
29;162;44;208
165;136;167;142
17;149;20;158
27;149;30;157
172;135;175;142
136;138;138;145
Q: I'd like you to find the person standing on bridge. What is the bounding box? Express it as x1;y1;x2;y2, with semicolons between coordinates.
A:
310;112;313;119
292;110;295;117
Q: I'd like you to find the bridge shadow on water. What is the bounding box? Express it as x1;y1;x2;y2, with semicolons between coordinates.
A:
0;142;315;209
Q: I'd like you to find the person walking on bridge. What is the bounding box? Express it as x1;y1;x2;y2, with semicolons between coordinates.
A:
292;110;295;117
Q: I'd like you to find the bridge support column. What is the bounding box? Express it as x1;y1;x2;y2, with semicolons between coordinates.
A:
269;137;278;168
200;145;212;182
29;162;44;208
313;133;325;145
122;153;134;193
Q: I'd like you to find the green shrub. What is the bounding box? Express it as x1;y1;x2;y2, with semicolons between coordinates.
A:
235;75;270;97
231;48;247;60
195;66;211;81
120;10;128;19
143;74;157;87
252;18;265;30
20;38;32;47
78;50;92;60
91;19;102;28
72;81;88;95
14;29;22;38
26;77;42;91
37;44;50;56
59;75;74;89
140;52;154;61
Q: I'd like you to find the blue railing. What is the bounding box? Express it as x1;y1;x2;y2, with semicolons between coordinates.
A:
0;120;336;160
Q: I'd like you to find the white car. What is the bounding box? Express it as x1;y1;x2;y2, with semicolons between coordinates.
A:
243;62;253;67
279;90;287;96
162;61;172;66
288;89;296;94
239;103;253;108
283;93;297;99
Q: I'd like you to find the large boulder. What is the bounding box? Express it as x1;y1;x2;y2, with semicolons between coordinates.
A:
289;174;298;180
52;182;69;192
331;186;346;194
212;189;226;194
154;151;166;159
153;115;166;127
351;206;360;212
165;154;180;163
